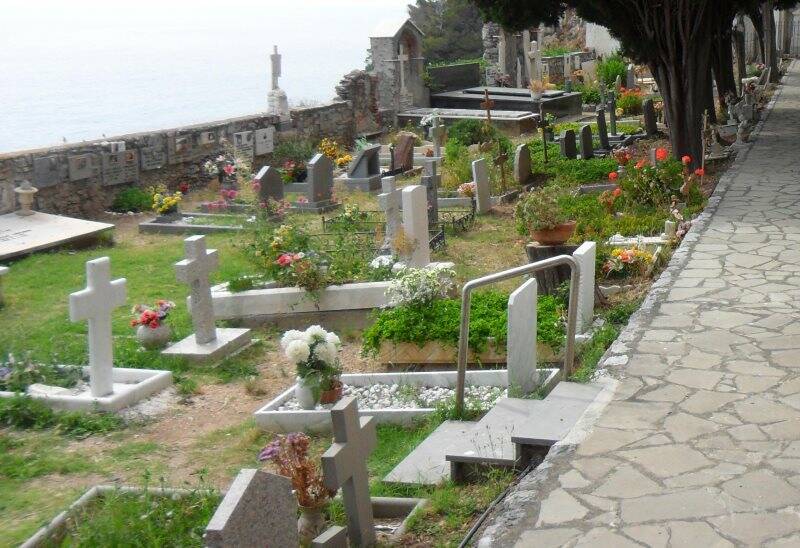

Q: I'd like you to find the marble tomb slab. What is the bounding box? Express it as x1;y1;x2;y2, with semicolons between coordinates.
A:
0;212;113;260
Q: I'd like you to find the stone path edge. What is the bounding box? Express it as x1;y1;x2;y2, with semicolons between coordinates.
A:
473;67;790;547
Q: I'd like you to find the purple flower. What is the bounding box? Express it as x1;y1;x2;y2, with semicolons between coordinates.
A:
258;441;281;461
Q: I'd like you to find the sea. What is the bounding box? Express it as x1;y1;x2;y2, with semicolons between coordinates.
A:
0;0;410;153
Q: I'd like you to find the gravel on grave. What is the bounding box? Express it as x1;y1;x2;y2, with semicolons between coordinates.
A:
277;383;507;411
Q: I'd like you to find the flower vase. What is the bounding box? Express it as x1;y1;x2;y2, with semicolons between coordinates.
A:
531;91;543;102
297;506;326;543
136;324;172;349
295;377;318;410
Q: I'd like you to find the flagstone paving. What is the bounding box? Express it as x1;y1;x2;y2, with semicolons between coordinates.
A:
477;62;800;547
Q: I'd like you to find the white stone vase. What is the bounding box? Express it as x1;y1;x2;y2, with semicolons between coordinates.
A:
297;506;326;543
294;377;318;410
136;324;172;349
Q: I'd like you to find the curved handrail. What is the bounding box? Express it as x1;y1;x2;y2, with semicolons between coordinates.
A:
454;255;581;415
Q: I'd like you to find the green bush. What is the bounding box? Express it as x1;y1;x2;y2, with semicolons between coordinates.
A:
618;89;643;115
542;45;572;57
443;139;473;189
272;137;316;165
0;395;123;437
559;194;668;243
362;291;566;356
111;187;151;213
597;54;627;87
575;81;601;104
526;140;619;185
447;119;495;146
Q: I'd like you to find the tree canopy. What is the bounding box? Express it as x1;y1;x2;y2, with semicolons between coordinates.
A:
409;0;485;63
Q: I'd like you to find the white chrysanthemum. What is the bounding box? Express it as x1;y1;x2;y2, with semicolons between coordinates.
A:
285;340;310;364
325;332;341;348
314;341;338;365
304;325;328;343
280;330;305;350
370;255;393;269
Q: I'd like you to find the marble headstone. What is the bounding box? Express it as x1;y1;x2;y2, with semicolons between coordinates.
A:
204;469;298;548
307;153;334;204
378;176;402;252
513;144;532;186
175;236;219;345
401;185;431;268
254;166;284;203
255;127;276;156
472;158;492;214
573;241;596;333
579;125;594;160
560;130;577;160
507;278;539;395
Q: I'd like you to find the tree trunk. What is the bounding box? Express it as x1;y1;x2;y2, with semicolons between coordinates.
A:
711;29;737;114
704;67;718;124
749;7;766;63
764;1;781;82
733;16;748;94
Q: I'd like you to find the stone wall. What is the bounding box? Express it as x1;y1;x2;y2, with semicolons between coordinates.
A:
1;79;382;218
427;62;482;92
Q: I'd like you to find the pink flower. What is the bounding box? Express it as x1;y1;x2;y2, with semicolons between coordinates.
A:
223;164;236;176
252;181;261;191
297;196;309;204
276;253;294;267
681;155;692;165
694;167;705;177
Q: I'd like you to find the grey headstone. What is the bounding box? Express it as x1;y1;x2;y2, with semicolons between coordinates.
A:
472;158;492;214
579;125;594;160
643;99;658;136
347;145;381;179
204;469;298;548
513;143;532;186
68;154;99;181
596;108;610;150
254;166;284;203
33;156;66;188
626;63;636;89
175;236;219;345
307;153;333;203
607;94;619;135
233;131;255;161
573;242;596;333
420;158;439;226
560;130;577;160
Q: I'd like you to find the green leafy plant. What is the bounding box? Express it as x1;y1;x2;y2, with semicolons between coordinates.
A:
514;186;571;234
617;88;643;115
272;137;316;165
0;395;123;437
0;354;82;392
447;119;495;146
619;154;683;208
110;187;151;213
597;54;627;87
575;80;601;104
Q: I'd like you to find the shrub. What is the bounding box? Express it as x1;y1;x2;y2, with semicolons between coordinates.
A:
362;291;565;355
111;187;151;213
575;81;601;104
619;156;684;208
447;119;495;146
515;186;571;234
597;54;627;87
618;88;643;115
273;137;316;165
443;139;473;189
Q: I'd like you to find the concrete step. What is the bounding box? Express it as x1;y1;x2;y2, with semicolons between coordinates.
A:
383;420;478;486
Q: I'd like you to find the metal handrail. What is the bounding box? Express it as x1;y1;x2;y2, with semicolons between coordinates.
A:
455;255;581;415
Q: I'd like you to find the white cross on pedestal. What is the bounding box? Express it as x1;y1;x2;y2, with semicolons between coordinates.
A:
429;116;445;158
176;235;219;345
69;257;127;397
270;45;281;91
321;397;377;547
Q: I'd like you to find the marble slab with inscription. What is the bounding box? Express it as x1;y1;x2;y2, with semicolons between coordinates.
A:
0;212;114;260
233;131;255;160
254;127;275;155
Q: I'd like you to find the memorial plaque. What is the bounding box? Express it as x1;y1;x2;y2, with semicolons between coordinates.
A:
167;134;194;164
107;141;126;153
254;127;275;155
140;146;166;171
198;130;217;146
233;131;255;160
33;156;67;188
68;154;99;181
102;150;139;186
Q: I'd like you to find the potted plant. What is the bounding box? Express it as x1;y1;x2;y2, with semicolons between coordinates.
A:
530;78;546;101
131;300;175;348
515;186;576;245
258;432;336;543
281;326;342;409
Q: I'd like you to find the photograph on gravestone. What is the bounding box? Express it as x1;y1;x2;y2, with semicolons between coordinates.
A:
233;131;255;161
204;469;298;548
68;154;98;181
33;156;66;188
168;133;194;165
198;130;217;146
255;127;276;156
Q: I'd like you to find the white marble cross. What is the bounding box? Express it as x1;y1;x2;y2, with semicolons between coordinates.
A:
396;43;409;92
378;177;402;251
69;257;127;397
429;115;445;158
321;397;377;547
175;235;219;345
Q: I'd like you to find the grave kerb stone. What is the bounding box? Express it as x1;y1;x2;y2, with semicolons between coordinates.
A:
507;278;539;395
321;397;377;548
68;257;127;397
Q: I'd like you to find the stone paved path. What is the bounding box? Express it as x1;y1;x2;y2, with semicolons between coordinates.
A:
477;62;800;547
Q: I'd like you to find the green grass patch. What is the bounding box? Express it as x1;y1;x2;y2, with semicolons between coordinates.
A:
0;434;94;480
0;395;124;437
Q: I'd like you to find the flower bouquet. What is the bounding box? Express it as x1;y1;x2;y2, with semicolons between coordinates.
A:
281;326;342;409
131;300;176;348
602;246;654;279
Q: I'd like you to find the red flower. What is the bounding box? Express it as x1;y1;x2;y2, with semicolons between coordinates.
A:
612;187;622;197
178;182;190;193
608;172;619;182
655;148;669;162
681;155;692;165
276;253;294;267
635;159;647;170
694;167;706;177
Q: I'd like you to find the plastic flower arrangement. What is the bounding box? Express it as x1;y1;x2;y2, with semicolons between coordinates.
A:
386;265;456;308
130;300;175;329
598;187;622;214
148;185;182;215
258;432;335;508
458;182;477;198
281;326;342;393
602;246;654;278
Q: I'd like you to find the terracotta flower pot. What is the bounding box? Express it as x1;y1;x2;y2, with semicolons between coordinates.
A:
319;379;343;405
530;221;577;246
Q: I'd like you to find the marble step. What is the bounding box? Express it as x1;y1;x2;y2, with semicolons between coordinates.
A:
383;420;478;485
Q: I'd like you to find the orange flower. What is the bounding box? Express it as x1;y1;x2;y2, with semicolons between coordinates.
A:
612;187;622;197
635;159;647;170
608;172;619;182
655;148;669;162
681;155;692;165
694;167;705;177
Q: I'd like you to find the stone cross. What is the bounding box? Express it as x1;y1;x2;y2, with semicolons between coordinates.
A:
402;185;431;268
579;125;594;160
472;158;492;214
573;242;596;333
321;397;377;548
560;129;578;160
480;88;495;125
395;43;409;92
270;45;281;91
69;257;127;398
175;235;219;345
204;469;298;548
507;278;539;395
429;115;445;158
378;177;402;252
